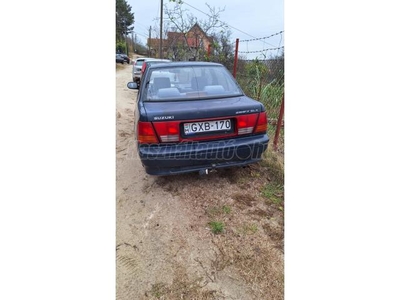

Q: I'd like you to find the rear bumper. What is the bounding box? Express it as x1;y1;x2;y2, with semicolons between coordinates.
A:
138;134;269;175
133;71;141;81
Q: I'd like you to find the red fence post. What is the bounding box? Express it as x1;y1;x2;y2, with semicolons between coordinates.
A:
273;93;284;151
233;38;239;78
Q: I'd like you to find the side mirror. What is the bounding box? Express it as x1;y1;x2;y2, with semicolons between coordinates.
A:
127;82;138;89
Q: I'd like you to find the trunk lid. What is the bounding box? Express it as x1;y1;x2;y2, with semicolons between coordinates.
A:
142;96;263;121
139;96;266;143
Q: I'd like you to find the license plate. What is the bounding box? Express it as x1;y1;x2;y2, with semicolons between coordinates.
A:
184;119;231;134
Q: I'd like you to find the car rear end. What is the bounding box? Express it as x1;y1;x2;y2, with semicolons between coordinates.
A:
116;54;124;64
121;54;130;64
132;58;146;84
134;58;171;85
134;62;269;175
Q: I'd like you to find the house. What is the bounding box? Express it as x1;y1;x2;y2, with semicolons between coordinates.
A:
147;23;213;60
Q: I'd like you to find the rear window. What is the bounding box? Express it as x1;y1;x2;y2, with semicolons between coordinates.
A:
135;60;145;66
143;65;243;101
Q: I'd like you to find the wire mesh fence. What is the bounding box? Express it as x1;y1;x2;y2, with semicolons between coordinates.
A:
205;54;284;153
235;57;284;154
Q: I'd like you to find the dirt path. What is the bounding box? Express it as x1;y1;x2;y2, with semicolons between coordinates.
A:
116;60;284;300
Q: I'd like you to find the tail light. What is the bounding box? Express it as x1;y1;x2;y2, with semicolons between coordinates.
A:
138;113;267;145
236;112;267;135
141;61;147;75
236;114;258;135
137;121;159;144
152;121;180;142
254;112;268;134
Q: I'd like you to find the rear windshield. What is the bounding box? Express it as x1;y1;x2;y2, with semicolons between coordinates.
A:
135;60;144;66
143;65;243;101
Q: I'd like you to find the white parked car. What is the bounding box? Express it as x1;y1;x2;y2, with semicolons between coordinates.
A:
132;58;171;87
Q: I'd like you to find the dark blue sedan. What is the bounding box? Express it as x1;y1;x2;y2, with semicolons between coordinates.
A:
127;61;269;175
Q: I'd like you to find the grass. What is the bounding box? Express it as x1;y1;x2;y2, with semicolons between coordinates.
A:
261;149;284;206
260;84;284;117
261;148;284;185
262;182;284;205
211;234;284;299
206;205;231;218
222;205;231;214
209;221;224;234
239;223;258;235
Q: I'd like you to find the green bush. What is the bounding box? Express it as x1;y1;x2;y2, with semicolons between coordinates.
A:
209;221;224;234
116;41;127;54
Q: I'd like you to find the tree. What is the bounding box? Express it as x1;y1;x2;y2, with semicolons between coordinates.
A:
116;0;134;43
209;29;235;70
163;1;230;61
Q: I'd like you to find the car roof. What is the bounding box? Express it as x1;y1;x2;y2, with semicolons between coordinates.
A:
145;58;170;62
147;61;223;69
135;57;170;61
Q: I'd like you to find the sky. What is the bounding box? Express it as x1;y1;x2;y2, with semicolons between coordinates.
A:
127;0;284;60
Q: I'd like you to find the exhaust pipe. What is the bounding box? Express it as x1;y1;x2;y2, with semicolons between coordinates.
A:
199;169;209;175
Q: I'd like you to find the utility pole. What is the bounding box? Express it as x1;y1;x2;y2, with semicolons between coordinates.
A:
125;33;129;56
149;26;152;57
159;0;163;59
135;34;137;53
132;30;135;53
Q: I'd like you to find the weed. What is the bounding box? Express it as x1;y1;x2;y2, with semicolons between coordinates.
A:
239;223;258;235
262;182;284;205
249;224;258;233
150;282;167;298
209;221;224;234
262;149;284;185
222;205;231;214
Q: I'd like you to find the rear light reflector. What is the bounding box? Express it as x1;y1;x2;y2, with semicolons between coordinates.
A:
159;135;179;142
238;127;253;135
138;121;159;144
254;112;268;134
